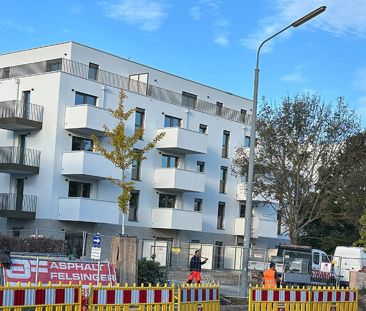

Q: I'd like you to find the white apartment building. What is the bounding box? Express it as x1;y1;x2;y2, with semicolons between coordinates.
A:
0;42;286;255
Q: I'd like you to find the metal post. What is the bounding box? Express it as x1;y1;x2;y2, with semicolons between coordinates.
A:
240;6;326;298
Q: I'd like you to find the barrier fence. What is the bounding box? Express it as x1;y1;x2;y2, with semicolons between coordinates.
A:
88;283;175;311
249;286;358;311
178;284;220;311
0;282;81;311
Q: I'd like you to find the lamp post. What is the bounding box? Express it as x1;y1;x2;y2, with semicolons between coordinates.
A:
241;6;326;298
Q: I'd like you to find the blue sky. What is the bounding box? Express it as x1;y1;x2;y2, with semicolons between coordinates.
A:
0;0;365;126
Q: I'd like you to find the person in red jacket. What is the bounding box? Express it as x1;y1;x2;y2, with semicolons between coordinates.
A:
186;250;208;284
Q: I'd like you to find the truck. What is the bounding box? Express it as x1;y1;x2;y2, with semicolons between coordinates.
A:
249;245;335;286
332;246;366;286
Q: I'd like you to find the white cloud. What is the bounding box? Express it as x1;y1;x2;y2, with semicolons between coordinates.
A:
190;6;202;21
102;0;167;31
214;34;229;46
281;64;307;83
241;0;366;51
70;5;83;14
0;19;34;33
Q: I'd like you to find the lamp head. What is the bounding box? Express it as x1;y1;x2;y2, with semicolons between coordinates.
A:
292;6;326;28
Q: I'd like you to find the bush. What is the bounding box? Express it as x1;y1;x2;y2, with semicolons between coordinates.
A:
0;235;66;254
138;258;167;286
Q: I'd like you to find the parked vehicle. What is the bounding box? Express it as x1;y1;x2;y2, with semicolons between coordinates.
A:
333;246;366;286
255;245;335;286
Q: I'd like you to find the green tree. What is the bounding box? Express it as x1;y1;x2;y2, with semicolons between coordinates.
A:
232;94;361;244
91;90;165;233
301;132;366;253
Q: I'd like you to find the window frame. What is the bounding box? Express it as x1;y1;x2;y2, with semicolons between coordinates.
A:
222;130;230;158
75;91;97;106
217;202;225;229
219;166;228;194
158;193;176;208
68;181;91;198
88;62;99;80
196;161;205;173
199;124;207;134
194;198;203;212
162;154;179;168
131;150;142;181
164;115;182;128
128;190;139;221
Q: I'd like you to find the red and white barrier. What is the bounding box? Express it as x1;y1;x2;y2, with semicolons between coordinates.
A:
92;288;173;305
180;288;219;303
251;289;308;302
312;290;356;302
0;287;79;307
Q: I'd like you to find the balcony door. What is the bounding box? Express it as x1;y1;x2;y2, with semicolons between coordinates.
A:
18;134;26;165
16;179;24;211
22;91;31;119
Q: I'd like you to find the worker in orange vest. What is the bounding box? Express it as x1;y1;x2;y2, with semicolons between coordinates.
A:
263;262;281;288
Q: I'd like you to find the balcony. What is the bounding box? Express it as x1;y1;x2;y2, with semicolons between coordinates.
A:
155;128;208;154
0;100;44;131
58;198;120;225
0;194;36;219
153;168;205;192
151;208;203;231
236;183;268;202
0;147;40;174
64;105;115;136
61;151;121;179
234;216;278;238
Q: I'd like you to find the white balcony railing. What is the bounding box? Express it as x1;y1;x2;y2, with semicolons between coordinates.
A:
154;168;205;192
156;128;208;154
234;216;278;238
236;183;267;202
64;105;116;135
58;198;119;224
61;151;121;179
151;208;202;231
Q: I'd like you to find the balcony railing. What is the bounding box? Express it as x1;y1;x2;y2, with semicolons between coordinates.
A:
0;58;252;125
0;100;44;130
0;146;41;173
0;193;37;218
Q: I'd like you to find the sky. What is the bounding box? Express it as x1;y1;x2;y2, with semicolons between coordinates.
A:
0;0;365;126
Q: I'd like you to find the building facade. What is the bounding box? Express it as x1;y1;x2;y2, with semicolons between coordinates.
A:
0;42;286;256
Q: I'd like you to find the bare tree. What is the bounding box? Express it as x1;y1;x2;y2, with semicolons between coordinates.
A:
232;94;361;243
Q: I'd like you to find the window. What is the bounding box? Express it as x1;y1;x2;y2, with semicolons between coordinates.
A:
46;59;62;72
164;115;181;128
194;198;202;211
162;154;178;168
240;203;246;218
72;136;93;151
244;136;251;147
199;124;207;134
129;73;149;95
219;166;228;193
135;108;145;139
1;67;10;79
131;150;142;180
240;109;247;123
216;102;223;116
197;161;205;173
214;241;223;269
159;194;176;208
68;181;91;198
128;191;139;221
75;92;97;106
322;254;330;263
182;91;197;109
222;130;230;158
217;202;225;229
313;253;320;265
88;63;99;80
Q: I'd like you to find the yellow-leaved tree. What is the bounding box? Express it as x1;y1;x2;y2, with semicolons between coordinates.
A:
91;90;165;234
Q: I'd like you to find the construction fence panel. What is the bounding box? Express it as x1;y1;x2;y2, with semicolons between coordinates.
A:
0;282;82;311
178;284;220;311
88;283;175;311
249;287;358;311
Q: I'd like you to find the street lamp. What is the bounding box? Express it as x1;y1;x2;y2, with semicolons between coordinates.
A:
241;6;326;298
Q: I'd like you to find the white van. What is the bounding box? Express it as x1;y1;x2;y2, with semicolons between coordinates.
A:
333;246;366;285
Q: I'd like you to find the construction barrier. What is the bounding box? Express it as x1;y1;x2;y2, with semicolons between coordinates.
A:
0;282;81;311
178;284;220;311
249;286;358;311
88;283;175;311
